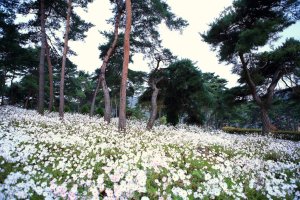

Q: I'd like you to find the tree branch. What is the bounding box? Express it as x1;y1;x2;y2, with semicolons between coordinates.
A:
266;68;282;105
239;52;263;106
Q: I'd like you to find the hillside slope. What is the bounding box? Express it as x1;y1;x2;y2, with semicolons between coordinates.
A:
0;106;299;199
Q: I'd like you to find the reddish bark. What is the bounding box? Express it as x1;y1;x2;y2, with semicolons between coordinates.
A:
118;0;132;131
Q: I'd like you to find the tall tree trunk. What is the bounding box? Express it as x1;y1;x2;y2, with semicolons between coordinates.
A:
46;40;54;112
146;57;162;130
147;75;163;130
147;80;160;130
1;69;7;106
118;0;132;131
59;0;72;119
38;0;46;115
260;105;276;134
90;9;122;120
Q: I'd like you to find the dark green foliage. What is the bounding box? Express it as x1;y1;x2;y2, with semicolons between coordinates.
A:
270;87;300;130
202;0;299;62
64;105;71;112
80;104;90;114
222;126;262;134
201;73;228;128
0;8;33;104
226;101;261;128
220;86;300;131
126;106;145;120
238;38;300;88
96;107;104;116
97;32;147;98
54;62;95;112
165;105;180;126
108;0;189;56
222;126;300;141
18;0;93;42
0;0;94;111
202;0;300;134
163;59;211;125
140;60;233;127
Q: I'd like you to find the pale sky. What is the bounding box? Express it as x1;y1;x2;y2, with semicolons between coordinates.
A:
69;0;300;88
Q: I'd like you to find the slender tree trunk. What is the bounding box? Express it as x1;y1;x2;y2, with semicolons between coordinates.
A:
46;40;54;112
10;71;15;86
292;117;296;131
1;90;3;106
24;91;31;109
90;77;101;116
118;0;132;131
101;78;111;122
90;9;122;119
147;81;159;130
24;96;29;109
110;98;113;116
38;0;46;115
59;0;72;119
115;96;118;117
1;69;7;106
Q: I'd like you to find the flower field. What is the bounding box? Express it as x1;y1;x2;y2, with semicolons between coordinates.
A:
0;106;299;200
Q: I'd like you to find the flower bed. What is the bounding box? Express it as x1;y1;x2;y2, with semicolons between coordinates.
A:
0;106;299;199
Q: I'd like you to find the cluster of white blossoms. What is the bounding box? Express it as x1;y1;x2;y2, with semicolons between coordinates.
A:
0;106;299;199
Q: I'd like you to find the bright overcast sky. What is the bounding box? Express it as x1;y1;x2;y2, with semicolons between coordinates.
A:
69;0;300;88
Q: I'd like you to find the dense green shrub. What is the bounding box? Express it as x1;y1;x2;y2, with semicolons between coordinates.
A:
80;104;90;114
64;105;71;113
126;107;145;120
222;126;300;141
222;127;260;134
159;116;167;125
96;107;104;116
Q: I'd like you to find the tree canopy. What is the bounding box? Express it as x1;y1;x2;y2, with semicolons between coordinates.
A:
202;0;300;134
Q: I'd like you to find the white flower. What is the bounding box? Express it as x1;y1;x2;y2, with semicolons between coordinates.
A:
0;106;299;200
68;190;77;200
249;179;255;189
90;186;99;200
172;174;179;182
87;169;93;179
105;188;114;197
204;173;212;181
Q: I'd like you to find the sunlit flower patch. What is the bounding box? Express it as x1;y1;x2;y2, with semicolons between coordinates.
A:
0;106;299;199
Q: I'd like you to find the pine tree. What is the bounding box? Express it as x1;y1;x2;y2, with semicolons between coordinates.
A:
202;0;300;134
